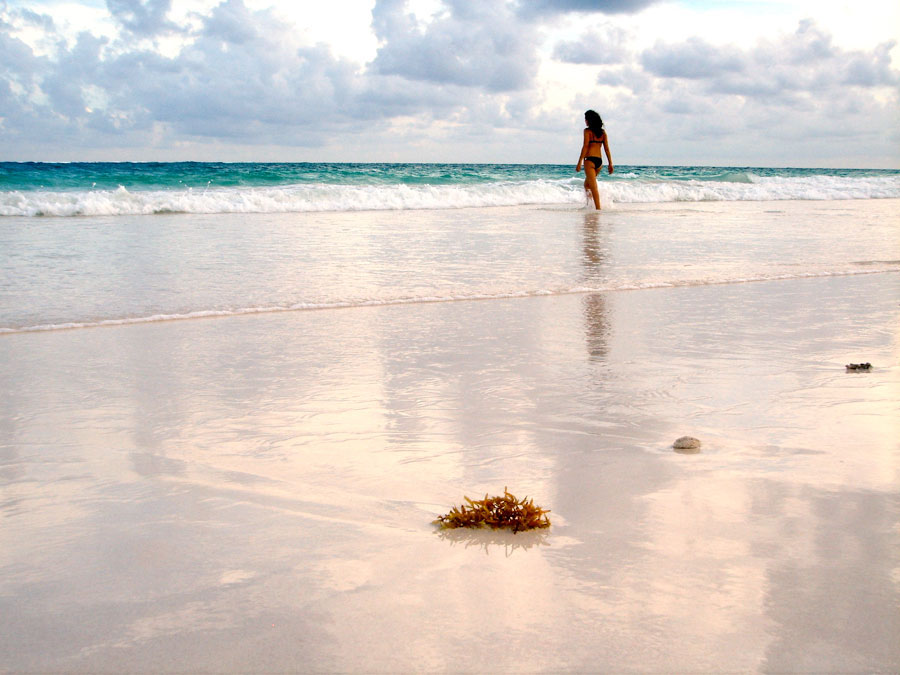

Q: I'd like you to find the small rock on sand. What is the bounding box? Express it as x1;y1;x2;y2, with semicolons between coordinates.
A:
673;436;702;451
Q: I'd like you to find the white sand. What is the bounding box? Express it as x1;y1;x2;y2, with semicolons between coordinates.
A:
1;272;898;672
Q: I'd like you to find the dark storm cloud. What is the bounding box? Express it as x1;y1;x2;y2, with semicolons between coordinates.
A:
370;0;540;92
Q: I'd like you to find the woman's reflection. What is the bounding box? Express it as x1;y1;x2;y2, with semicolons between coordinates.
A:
581;212;610;360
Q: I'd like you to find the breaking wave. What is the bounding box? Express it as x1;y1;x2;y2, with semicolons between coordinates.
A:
2;173;898;217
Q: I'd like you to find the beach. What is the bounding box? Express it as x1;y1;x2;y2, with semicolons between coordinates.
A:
1;177;899;671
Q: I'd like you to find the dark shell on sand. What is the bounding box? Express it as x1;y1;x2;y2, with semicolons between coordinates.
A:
845;363;872;371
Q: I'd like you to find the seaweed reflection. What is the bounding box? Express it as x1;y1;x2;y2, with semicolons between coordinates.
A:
434;527;551;557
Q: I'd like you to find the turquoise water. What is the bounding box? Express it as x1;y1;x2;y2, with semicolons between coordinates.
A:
1;161;897;191
4;162;566;190
1;163;898;216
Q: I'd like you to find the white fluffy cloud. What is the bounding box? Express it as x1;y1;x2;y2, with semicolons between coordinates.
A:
518;0;661;17
641;20;898;94
1;0;898;165
371;0;540;91
552;24;632;65
2;1;366;148
554;16;899;165
107;0;178;36
632;19;899;152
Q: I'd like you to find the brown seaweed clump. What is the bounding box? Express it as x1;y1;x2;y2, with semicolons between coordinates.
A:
433;488;551;533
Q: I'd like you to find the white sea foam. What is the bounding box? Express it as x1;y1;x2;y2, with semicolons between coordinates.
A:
603;174;900;203
2;174;898;216
0;181;576;217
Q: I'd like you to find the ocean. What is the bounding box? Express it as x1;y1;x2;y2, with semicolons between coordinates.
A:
2;162;898;215
1;162;899;334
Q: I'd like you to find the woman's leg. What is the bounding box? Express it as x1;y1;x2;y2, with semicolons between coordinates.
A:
583;162;601;209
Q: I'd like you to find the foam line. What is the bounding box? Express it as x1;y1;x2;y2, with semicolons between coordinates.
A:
2;174;898;216
3;268;896;335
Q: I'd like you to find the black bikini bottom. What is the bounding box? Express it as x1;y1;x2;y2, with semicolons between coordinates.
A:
585;156;603;170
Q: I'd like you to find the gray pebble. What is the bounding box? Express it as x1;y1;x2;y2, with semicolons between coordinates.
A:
673;436;702;451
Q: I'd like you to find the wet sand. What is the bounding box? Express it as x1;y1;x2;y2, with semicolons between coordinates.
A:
1;271;898;672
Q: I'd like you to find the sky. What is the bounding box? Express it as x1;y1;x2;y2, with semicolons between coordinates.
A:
1;0;899;167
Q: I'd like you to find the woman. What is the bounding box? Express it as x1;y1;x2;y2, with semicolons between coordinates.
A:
576;110;614;209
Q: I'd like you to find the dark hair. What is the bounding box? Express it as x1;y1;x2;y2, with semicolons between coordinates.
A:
584;110;604;137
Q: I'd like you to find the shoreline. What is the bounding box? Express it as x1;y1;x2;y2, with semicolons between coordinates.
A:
2;267;897;336
4;197;900;336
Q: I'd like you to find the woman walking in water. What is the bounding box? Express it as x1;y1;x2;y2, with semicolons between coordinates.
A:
576;110;614;209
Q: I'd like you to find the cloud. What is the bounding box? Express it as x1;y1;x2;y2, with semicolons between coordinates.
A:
131;2;366;138
841;41;897;87
106;0;178;37
0;0;534;155
641;20;899;96
201;0;258;43
370;0;540;92
0;0;367;149
16;8;56;31
594;64;653;92
1;15;44;77
641;37;745;80
0;2;897;165
604;20;900;164
552;24;631;65
518;0;660;17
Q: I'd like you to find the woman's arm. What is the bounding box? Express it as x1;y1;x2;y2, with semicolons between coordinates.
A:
603;133;614;174
576;129;590;172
